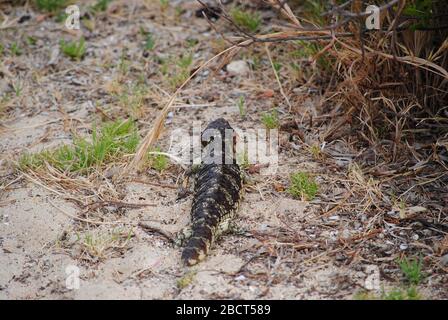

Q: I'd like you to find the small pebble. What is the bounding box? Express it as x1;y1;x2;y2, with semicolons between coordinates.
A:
234;275;246;281
440;254;448;267
226;60;250;76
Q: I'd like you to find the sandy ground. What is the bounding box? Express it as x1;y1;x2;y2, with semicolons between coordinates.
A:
1;0;447;299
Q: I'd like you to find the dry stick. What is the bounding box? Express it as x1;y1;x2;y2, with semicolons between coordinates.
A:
268;0;303;28
21;171;67;198
131;178;178;189
0;174;23;191
1;119;62;132
264;43;292;112
321;106;356;141
82;200;156;211
125;40;251;174
49;200;131;226
138;221;175;243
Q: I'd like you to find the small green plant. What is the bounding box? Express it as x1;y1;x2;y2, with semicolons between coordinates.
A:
0;44;4;56
383;286;422;300
186;38;198;48
237;150;249;170
177;53;193;69
140;27;156;51
147;147;168;172
398;256;424;285
60;37;86;60
35;0;68;13
177;271;196;290
118;51;130;75
291;40;333;71
12;81;22;97
144;32;155;51
159;0;169;10
26;37;37;46
159;57;169;75
353;290;377;300
81;17;95;32
92;0;113;12
116;83;148;118
310;144;321;159
230;7;261;33
55;12;68;23
302;0;326;23
237;96;246;118
403;0;433;30
273;61;282;73
10;42;22;56
166;53;193;89
288;172;318;200
261;109;279;129
354;286;422;300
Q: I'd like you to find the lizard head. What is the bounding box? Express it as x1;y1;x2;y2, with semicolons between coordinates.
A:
201;118;236;165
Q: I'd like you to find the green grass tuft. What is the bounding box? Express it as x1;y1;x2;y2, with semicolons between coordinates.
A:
354;286;422;300
237;96;246;118
162;52;194;89
177;271;196;289
27;36;37;46
288;172;318;200
383;286;422;300
147;147;168;172
92;0;114;12
398;256;424;285
353;290;377;300
116;83;148;118
19;119;139;173
10;42;22;56
261;109;279;129
177;53;193;69
60;37;86;60
35;0;68;13
144;32;155;51
230;7;261;33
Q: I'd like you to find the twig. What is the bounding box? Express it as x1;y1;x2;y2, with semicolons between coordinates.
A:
264;43;292;112
49;200;131;226
138;221;175;243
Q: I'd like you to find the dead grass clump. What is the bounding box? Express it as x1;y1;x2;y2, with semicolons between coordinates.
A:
77;228;133;262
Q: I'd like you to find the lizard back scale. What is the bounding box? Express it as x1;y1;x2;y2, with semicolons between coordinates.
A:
181;118;243;266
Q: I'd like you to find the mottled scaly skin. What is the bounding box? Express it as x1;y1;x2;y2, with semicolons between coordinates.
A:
181;119;243;266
